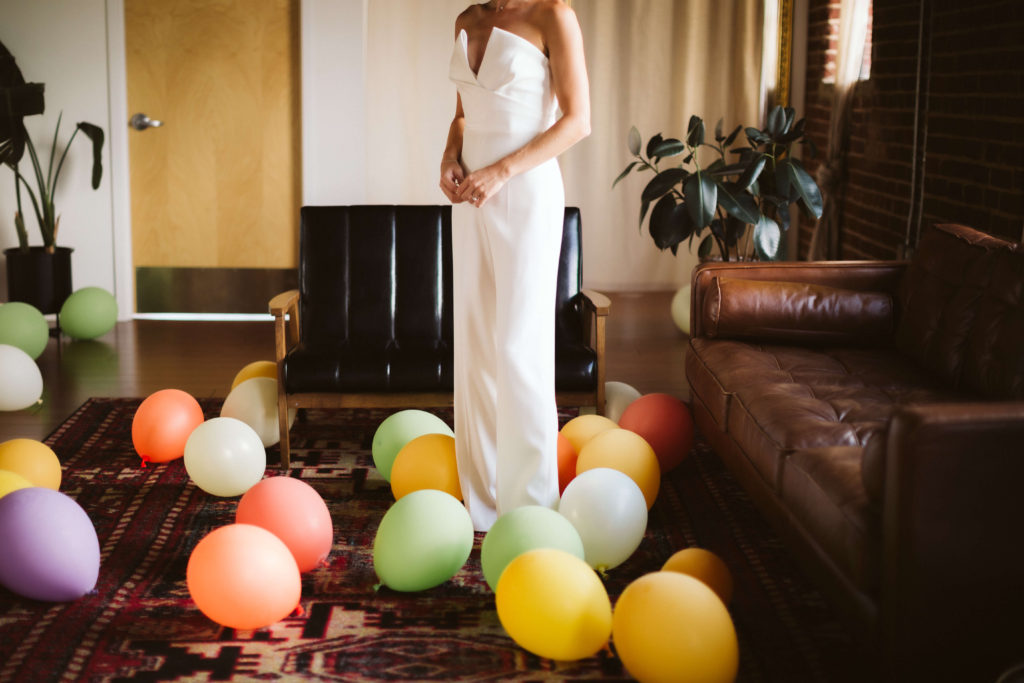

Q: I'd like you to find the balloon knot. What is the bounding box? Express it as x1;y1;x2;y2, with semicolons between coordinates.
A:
139;454;151;469
373;583;382;593
596;566;610;580
319;557;330;568
292;604;305;617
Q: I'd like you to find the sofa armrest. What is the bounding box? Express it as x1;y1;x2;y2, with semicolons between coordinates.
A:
579;289;610;413
880;402;1024;678
269;289;300;367
690;260;907;339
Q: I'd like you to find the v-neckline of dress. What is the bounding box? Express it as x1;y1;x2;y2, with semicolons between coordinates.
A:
459;26;546;79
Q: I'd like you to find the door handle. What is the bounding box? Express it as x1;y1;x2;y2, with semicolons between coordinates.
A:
129;113;164;131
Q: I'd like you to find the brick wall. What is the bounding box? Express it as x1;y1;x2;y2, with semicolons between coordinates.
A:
798;0;1024;259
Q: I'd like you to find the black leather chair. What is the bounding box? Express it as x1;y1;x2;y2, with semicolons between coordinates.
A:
270;205;609;468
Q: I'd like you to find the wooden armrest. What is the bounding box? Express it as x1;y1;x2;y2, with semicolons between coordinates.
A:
269;289;299;317
580;289;610;316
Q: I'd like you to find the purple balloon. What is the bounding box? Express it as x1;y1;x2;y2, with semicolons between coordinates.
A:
0;487;100;601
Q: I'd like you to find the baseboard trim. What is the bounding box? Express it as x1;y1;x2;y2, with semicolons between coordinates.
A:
136;267;297;314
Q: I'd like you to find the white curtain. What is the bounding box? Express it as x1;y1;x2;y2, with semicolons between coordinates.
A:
365;0;764;290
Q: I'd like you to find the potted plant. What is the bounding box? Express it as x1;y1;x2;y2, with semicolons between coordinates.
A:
614;105;823;262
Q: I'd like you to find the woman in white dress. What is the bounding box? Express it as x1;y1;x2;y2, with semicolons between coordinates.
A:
439;0;590;531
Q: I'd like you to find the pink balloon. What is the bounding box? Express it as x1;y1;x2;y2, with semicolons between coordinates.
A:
0;487;100;601
236;476;333;572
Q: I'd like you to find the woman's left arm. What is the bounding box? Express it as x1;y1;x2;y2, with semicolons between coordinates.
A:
455;2;590;206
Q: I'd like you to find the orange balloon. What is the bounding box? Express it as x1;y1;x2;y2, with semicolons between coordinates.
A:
559;414;617;454
662;547;733;605
576;428;660;509
132;389;205;464
557;432;577;494
236;476;334;572
0;439;62;489
390;433;462;501
618;393;694;473
231;360;278;391
186;524;301;630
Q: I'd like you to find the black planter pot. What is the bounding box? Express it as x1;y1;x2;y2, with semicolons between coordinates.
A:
4;246;74;314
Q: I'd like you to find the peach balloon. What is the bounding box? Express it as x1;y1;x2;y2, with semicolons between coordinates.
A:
557;431;577;494
132;389;205;464
576;428;660;509
662;547;734;605
186;524;301;630
617;393;694;473
236;476;333;572
390;433;462;501
559;414;617;454
0;439;62;490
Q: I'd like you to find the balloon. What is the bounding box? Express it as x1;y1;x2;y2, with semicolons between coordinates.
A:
231;360;278;390
0;469;33;499
186;523;301;629
612;572;739;683
220;377;294;448
390;433;461;501
558;468;647;571
59;287;118;340
556;431;577;494
618;393;694;473
371;410;454;482
0;438;62;489
236;476;333;572
495;548;612;661
576;428;660;510
662;547;734;605
132;389;205;464
0;344;43;411
481;505;585;592
605;380;642;424
670;284;692;335
373;489;473;592
184;417;266;497
0;487;100;601
0;301;49;359
559;414;617;454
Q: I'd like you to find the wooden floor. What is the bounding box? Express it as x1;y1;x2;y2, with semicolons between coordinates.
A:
0;291;690;442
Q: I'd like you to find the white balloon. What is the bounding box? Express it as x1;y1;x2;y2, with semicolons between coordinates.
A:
558;467;648;571
184;417;266;497
0;344;43;411
670;285;692;335
220;377;294;447
605;381;642;424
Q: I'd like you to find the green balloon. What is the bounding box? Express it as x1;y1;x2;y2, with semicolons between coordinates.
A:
373;489;473;591
371;409;454;481
59;287;117;340
481;505;586;592
0;302;49;359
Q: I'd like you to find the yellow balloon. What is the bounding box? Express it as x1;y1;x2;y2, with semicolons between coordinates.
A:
559;414;617;454
0;439;62;490
496;548;612;661
612;572;739;683
230;360;278;391
662;547;733;605
576;428;660;509
0;469;33;499
390;433;462;501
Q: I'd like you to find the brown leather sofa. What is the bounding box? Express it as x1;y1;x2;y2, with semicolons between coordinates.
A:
686;222;1024;681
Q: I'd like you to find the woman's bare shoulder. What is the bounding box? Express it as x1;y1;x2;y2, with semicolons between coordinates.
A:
531;0;578;36
455;4;485;33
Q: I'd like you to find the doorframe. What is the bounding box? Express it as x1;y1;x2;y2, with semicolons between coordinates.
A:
105;0;134;319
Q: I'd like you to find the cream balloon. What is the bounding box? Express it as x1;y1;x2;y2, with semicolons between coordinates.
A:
0;344;43;411
558;467;648;571
670;285;692;335
220;377;294;447
605;381;642;424
184;417;266;497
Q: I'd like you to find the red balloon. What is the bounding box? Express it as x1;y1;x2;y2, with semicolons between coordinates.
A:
236;476;333;572
617;393;693;473
557;432;577;494
132;389;205;464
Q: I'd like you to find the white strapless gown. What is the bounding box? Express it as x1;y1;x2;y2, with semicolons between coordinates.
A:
449;27;565;531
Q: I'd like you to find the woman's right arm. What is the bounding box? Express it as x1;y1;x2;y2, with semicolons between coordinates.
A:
440;93;466;204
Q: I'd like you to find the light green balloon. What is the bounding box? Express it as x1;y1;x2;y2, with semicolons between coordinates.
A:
481;505;585;592
373;489;473;592
59;287;118;340
371;409;454;481
0;302;49;359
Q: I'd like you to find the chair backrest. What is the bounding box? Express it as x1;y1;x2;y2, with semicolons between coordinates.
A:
298;205;584;349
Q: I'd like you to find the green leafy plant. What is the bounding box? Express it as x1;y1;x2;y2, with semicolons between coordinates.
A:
614;105;823;261
5;113;104;253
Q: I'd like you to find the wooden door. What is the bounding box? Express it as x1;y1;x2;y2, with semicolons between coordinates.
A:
124;0;300;311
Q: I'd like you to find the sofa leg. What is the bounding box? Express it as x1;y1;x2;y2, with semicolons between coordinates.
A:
277;394;291;469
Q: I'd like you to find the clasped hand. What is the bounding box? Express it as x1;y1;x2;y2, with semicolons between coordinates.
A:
439;160;507;207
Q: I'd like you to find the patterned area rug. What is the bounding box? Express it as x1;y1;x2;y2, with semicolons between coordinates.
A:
0;399;869;682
